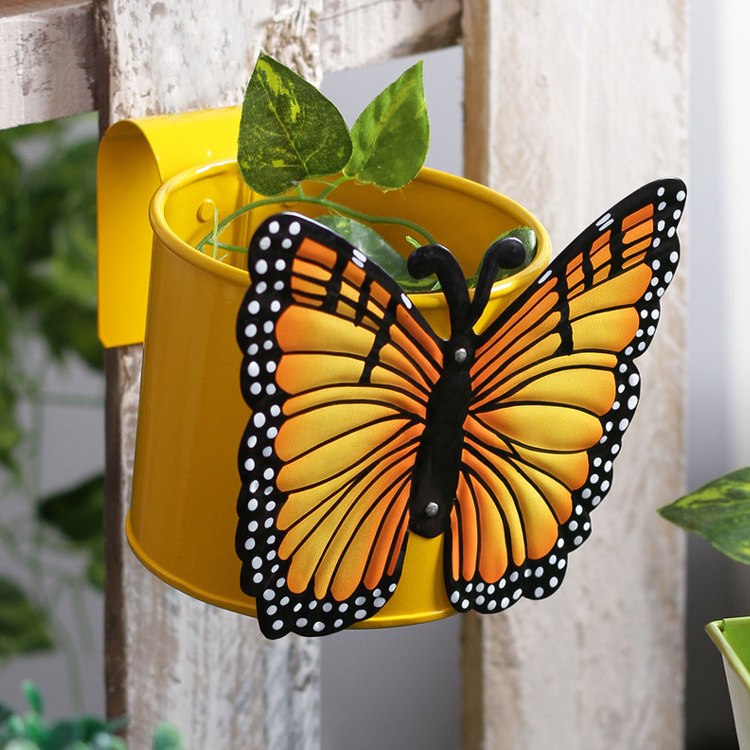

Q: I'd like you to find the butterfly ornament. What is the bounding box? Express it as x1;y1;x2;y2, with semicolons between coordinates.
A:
236;179;686;639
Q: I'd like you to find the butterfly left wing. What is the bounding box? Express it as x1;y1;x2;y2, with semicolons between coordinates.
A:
236;213;444;638
445;179;685;614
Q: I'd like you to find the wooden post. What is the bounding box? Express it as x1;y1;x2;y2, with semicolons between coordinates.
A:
95;4;323;746
461;2;688;748
94;1;460;745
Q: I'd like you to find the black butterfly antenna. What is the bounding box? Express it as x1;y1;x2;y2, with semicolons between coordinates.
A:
408;237;527;337
468;236;526;327
407;244;471;336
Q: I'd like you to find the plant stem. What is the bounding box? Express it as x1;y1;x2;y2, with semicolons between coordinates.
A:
196;194;436;253
212;203;220;259
206;241;249;254
316;175;350;200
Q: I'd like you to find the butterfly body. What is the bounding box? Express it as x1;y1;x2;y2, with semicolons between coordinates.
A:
236;179;686;639
407;339;473;538
407;237;528;539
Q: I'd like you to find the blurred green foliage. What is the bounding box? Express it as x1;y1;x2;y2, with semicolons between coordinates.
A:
0;116;104;666
0;681;183;749
0;119;100;470
0;578;53;661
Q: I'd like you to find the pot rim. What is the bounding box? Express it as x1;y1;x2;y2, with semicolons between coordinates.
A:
708;617;750;690
148;159;553;308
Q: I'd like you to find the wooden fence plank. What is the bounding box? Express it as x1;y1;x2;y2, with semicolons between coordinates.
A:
319;0;460;70
96;3;321;746
0;0;95;129
96;1;460;745
0;0;460;130
461;2;688;748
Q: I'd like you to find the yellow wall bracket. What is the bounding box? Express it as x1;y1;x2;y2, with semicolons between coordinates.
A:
97;107;241;348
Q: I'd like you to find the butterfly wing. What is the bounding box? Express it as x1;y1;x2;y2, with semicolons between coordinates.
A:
446;178;686;613
236;214;444;638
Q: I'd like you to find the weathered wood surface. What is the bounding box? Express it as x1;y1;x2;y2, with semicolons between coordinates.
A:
97;0;460;122
105;346;321;750
96;1;460;747
97;0;320;750
0;0;96;129
0;0;460;129
461;2;688;749
319;0;460;69
97;3;318;747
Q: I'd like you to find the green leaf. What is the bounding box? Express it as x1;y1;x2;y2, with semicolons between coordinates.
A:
21;682;43;716
315;215;435;292
20;712;46;745
0;577;53;662
152;723;182;750
37;474;104;546
315;214;400;269
344;61;429;189
467;226;538;287
91;732;128;750
46;716;111;749
315;217;537;296
238;52;352;196
0;120;100;373
6;714;27;739
658;467;750;563
23;136;101;371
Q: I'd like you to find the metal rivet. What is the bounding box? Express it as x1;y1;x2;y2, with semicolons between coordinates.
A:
196;198;217;222
425;502;439;518
454;347;468;364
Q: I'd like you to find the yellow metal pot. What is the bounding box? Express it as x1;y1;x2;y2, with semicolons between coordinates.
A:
127;159;551;627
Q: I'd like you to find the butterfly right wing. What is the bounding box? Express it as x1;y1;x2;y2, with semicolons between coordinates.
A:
236;214;444;638
446;179;685;614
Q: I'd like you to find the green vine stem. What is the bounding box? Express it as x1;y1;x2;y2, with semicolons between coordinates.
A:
195;193;436;255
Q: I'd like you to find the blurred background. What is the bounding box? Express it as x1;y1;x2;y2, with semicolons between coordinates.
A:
1;1;748;748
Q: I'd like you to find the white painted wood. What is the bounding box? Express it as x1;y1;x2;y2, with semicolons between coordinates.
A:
0;0;95;129
97;0;289;122
97;3;321;747
96;0;460;123
0;0;460;129
319;0;460;71
461;2;688;749
97;2;461;746
105;346;322;749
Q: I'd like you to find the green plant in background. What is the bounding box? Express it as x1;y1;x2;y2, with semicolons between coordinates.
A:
659;467;750;563
0;116;104;689
0;681;182;750
197;53;537;289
